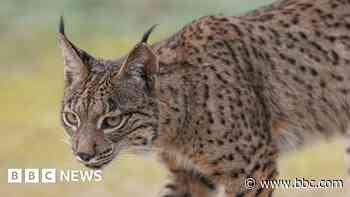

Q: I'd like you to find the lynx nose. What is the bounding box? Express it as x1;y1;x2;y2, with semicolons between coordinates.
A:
76;152;94;162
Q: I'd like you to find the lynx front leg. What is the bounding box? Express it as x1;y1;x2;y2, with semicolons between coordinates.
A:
159;153;218;197
159;170;217;197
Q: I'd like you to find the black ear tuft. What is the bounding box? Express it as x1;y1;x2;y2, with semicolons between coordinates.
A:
59;16;65;36
140;24;158;43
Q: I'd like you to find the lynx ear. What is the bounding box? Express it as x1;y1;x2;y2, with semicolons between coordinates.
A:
119;43;159;93
57;16;88;86
115;25;159;92
117;25;158;76
118;43;159;76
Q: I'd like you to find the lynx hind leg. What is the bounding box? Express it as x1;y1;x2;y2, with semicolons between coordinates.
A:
221;135;279;197
224;159;278;197
159;170;217;197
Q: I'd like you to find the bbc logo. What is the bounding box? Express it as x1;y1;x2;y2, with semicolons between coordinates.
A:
8;168;103;183
8;168;56;183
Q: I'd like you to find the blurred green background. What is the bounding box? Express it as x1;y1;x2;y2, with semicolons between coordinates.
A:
0;0;347;196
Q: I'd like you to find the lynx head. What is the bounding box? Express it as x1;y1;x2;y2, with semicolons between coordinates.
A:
58;17;160;169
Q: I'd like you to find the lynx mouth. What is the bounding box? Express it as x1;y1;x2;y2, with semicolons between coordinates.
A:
84;160;112;170
74;141;121;170
79;155;116;169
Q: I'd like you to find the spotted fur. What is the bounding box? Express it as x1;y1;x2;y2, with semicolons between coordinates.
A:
59;0;350;196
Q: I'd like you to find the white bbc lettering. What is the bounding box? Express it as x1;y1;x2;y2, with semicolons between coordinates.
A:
8;169;22;183
70;170;80;182
41;169;56;183
80;170;94;182
8;168;103;183
59;170;70;182
94;170;102;182
24;169;39;183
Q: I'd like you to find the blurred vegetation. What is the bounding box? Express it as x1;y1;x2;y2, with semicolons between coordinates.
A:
0;0;347;196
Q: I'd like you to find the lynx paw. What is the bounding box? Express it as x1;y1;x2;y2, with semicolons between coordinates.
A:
159;183;191;197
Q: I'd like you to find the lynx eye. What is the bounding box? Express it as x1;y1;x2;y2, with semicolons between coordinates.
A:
63;112;79;128
101;115;129;132
105;116;122;127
